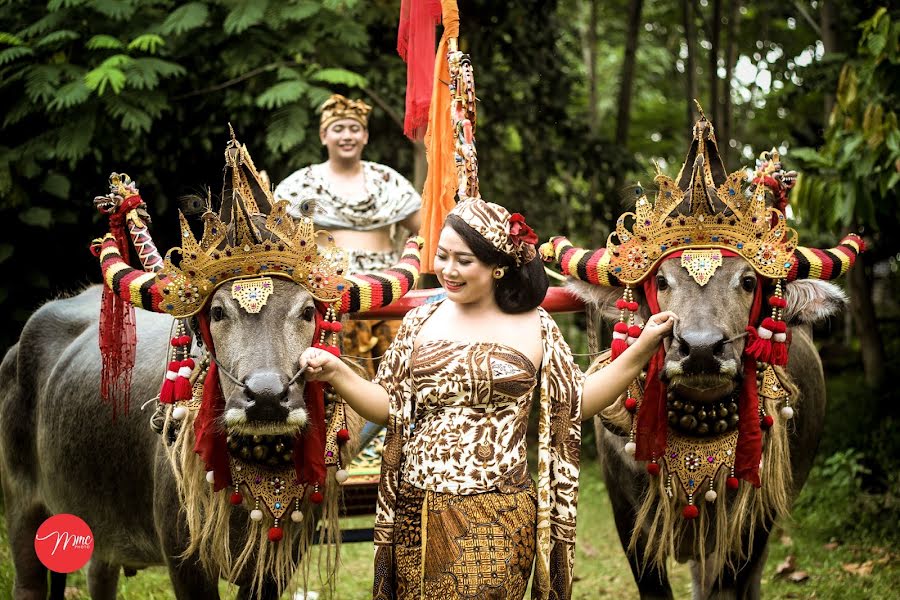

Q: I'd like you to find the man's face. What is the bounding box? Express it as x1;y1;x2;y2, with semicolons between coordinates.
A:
320;118;368;162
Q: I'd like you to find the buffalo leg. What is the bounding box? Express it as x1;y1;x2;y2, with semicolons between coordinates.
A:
5;502;51;600
165;557;220;600
87;559;120;600
691;527;771;600
236;578;280;600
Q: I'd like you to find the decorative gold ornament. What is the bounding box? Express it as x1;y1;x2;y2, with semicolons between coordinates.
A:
662;429;738;500
231;277;274;314
680;249;723;286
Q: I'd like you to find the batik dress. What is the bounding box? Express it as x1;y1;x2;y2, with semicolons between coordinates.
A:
372;301;583;600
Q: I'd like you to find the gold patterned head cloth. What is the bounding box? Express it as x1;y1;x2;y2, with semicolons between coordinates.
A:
319;94;372;132
448;198;538;266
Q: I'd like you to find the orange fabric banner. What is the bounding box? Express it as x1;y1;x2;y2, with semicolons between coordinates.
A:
418;0;460;273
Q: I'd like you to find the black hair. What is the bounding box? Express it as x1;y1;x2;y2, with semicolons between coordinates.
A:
445;214;548;314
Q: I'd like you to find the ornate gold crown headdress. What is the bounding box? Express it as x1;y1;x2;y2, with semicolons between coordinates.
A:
543;114;863;288
94;131;422;318
319;94;372;131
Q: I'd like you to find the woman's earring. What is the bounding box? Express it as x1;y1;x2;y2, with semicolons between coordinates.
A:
492;266;507;280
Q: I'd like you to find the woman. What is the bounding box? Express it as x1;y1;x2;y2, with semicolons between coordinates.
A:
299;199;675;599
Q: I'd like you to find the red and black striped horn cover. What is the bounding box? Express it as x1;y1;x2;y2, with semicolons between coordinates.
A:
540;236;621;287
337;237;425;313
786;234;865;281
95;233;175;312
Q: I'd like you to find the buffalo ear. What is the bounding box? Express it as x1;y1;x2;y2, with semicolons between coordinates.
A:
783;280;848;325
565;280;624;323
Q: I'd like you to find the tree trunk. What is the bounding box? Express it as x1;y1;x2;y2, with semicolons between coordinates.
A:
820;0;836;123
682;0;698;131
587;0;599;136
722;0;739;166
615;0;644;149
708;0;722;132
848;253;886;390
413;140;426;191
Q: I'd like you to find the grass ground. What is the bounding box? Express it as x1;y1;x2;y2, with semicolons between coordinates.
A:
1;461;896;599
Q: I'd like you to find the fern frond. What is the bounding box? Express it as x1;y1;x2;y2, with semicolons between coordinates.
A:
270;1;319;25
0;46;33;66
159;2;209;35
24;65;63;103
265;105;308;154
104;95;152;132
125;57;185;90
18;12;67;40
310;67;366;88
88;0;139;20
55;113;96;162
127;33;165;54
47;0;88;12
84;55;132;95
0;32;24;46
86;34;123;50
34;29;79;48
224;0;269;35
47;79;90;110
256;79;308;110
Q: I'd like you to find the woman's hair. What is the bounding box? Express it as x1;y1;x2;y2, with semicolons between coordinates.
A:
445;214;548;314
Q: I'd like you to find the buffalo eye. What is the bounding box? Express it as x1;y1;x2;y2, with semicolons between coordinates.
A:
301;305;316;322
741;275;756;292
656;274;669;291
210;305;225;322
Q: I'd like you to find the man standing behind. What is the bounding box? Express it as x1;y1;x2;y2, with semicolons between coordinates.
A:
275;94;422;274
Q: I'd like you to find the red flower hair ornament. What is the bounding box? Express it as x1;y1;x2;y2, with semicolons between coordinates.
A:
509;213;539;246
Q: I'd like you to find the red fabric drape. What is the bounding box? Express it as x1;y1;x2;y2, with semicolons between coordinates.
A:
98;196;143;420
193;311;232;491
636;251;764;487
294;309;328;488
397;0;443;140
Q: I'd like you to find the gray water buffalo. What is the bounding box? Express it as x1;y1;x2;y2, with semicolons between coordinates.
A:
1;281;354;599
0;137;422;599
545;116;863;599
574;267;849;599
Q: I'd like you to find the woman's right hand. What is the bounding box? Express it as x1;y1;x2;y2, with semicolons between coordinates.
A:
299;347;344;383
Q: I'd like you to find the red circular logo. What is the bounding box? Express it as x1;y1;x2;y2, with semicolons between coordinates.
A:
34;514;94;573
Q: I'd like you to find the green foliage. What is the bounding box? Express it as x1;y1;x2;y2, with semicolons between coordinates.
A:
790;7;899;250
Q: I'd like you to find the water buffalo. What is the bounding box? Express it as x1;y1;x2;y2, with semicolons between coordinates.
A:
0;138;422;599
544;118;863;599
573;266;848;599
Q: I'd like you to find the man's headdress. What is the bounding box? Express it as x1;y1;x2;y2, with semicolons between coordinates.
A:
319;94;372;132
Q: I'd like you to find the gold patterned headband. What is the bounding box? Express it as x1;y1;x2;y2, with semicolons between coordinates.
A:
449;199;537;266
319;94;372;131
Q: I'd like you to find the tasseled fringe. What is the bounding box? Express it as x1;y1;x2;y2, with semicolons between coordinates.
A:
162;407;362;597
626;389;797;588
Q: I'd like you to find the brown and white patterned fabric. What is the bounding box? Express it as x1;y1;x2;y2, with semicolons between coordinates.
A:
448;198;537;266
274;161;421;272
372;300;583;599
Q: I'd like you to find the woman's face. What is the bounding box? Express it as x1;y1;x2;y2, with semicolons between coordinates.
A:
434;226;496;308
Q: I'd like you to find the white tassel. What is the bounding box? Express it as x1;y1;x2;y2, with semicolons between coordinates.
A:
624;441;636;456
705;489;718;502
780;405;794;419
172;405;187;420
335;469;349;483
757;326;773;340
250;509;264;522
205;470;215;484
291;510;304;523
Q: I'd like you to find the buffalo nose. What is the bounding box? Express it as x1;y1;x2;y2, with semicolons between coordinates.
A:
244;372;288;404
675;330;729;375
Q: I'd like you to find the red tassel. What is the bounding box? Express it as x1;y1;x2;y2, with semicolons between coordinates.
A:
682;504;699;519
159;361;179;404
229;491;243;505
174;358;195;401
744;326;773;363
726;476;740;490
268;526;283;542
337;428;350;443
310;490;324;504
771;342;788;366
611;339;628;360
646;462;660;476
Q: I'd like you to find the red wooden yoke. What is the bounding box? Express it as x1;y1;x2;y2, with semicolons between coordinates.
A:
351;286;585;319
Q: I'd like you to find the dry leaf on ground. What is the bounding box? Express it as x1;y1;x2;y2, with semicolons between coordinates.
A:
776;555;796;576
841;561;874;576
787;570;809;583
